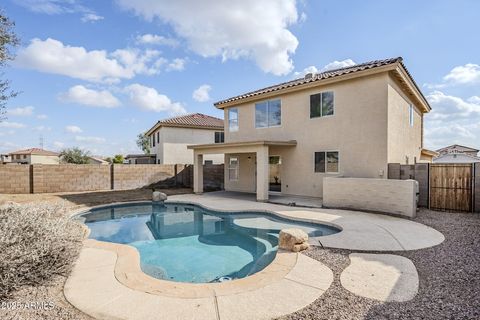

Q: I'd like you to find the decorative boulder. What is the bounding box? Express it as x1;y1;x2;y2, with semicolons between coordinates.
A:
279;228;310;252
152;191;167;202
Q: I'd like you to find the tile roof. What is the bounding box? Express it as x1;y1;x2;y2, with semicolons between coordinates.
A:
9;148;59;156
436;144;479;153
147;113;224;135
214;57;420;107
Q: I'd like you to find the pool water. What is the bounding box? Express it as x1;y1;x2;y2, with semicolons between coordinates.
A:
79;202;339;283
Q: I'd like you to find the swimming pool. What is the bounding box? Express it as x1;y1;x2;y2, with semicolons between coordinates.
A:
79;202;340;283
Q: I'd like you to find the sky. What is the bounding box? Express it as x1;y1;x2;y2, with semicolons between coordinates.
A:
0;0;479;156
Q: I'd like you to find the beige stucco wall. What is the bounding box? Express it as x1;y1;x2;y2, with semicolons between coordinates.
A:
224;153;256;193
151;127;223;164
323;177;417;218
31;154;60;164
223;73;393;197
387;75;423;164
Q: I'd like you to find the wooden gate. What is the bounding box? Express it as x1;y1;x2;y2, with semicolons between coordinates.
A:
429;163;473;212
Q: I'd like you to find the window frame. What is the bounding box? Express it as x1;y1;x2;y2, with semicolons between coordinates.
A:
228;156;239;181
314;150;340;174
409;104;414;127
214;131;225;143
310;91;335;119
228;108;239;132
255;99;282;129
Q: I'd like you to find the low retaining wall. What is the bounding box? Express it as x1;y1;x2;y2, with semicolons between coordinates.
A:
323;177;417;218
0;164;224;194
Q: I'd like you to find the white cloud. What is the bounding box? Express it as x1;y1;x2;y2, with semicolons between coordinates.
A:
33;125;51;132
425;63;480;88
192;84;211;102
426;91;480;121
0;121;26;129
37;114;48;120
58;85;121;108
13;0;80;14
15;38;163;83
424;91;480;150
136;34;179;47
116;0;300;75
166;58;185;71
75;136;106;144
294;59;356;77
124;83;186;114
321;59;356;71
65;125;83;133
53;141;65;148
81;13;104;23
8;106;34;116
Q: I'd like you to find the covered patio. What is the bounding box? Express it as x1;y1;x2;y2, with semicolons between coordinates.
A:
188;140;297;201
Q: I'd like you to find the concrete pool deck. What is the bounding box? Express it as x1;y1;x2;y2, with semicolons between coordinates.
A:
65;192;445;319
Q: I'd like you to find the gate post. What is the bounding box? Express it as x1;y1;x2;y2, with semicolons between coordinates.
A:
475;163;480;213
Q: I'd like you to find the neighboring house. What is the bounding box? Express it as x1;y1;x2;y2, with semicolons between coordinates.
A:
189;57;434;201
125;154;157;164
145;113;224;165
88;156;109;165
1;154;11;164
436;144;479;157
9;148;60;164
434;144;480;163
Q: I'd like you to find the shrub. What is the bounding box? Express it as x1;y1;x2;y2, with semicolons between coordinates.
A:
0;203;84;300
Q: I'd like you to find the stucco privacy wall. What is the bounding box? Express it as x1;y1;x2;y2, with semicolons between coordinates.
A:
33;164;110;193
323;177;417;218
0;165;30;193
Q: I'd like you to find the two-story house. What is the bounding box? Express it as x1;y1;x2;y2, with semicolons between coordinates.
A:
146;113;224;164
189;58;435;201
8;148;60;164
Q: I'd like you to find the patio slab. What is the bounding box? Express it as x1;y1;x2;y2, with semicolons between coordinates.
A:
65;245;333;320
340;253;419;302
168;192;445;251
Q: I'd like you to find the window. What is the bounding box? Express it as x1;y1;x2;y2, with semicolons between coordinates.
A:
228;156;239;180
23;155;27;159
204;160;213;165
228;108;239;132
314;151;339;173
255;99;281;128
214;131;224;143
310;91;334;118
153;133;156;147
409;104;414;127
157;131;160;143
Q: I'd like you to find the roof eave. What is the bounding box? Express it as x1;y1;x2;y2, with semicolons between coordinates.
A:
145;123;224;136
214;64;398;109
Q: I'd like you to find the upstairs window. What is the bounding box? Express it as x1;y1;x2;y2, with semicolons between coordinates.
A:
153;133;156;147
314;151;339;173
409;104;414;127
255;99;281;128
228;108;239;132
214;131;224;143
310;91;334;118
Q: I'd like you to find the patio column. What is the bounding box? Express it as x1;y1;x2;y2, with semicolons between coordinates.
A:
193;152;203;194
256;145;269;202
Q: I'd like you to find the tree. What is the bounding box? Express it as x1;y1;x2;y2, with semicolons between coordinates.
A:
60;147;91;164
112;154;124;164
0;11;19;122
136;133;150;154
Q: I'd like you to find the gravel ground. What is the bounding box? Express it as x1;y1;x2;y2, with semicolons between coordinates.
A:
281;209;480;320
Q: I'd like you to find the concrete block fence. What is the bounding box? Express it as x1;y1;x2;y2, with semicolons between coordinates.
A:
0;164;224;194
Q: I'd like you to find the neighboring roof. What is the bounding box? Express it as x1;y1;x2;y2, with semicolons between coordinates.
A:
125;154;156;159
9;148;59;156
145;113;224;135
436;144;479;153
214;57;431;112
433;153;480;163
